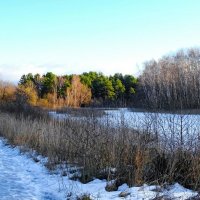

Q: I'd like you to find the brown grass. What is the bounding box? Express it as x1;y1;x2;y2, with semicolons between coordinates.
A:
0;107;199;191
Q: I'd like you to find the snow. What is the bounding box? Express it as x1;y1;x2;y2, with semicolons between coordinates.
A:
50;108;200;134
103;109;200;148
0;139;65;200
0;138;198;200
50;109;200;148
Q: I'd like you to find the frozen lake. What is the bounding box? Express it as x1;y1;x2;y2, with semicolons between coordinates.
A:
50;108;200;149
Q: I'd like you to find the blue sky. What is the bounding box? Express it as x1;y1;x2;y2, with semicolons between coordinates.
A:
0;0;200;82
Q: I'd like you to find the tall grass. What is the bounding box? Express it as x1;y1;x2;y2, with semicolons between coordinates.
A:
0;107;200;191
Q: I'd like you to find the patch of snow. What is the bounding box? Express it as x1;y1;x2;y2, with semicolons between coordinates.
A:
165;183;197;199
0;139;66;200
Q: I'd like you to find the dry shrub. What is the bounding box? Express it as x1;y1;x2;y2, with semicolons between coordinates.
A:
0;107;200;191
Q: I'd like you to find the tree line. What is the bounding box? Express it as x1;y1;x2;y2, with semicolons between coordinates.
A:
18;72;137;108
1;47;200;110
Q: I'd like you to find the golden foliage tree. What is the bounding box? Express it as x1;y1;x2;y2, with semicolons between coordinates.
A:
66;75;91;107
0;81;16;102
17;85;38;106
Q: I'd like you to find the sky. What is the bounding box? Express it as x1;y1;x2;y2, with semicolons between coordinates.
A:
0;0;200;82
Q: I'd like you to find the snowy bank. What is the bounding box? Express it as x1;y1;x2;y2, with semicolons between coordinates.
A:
0;138;198;200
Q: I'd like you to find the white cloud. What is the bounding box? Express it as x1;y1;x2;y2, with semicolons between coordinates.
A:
0;59;142;84
0;64;73;83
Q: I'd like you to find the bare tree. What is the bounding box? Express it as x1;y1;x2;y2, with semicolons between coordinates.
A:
139;48;200;110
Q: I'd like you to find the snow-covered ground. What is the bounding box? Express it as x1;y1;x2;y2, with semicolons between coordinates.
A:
103;108;200;148
0;138;198;200
50;108;200;140
50;108;200;131
103;108;200;130
0;139;66;200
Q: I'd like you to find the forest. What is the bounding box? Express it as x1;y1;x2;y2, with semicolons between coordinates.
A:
1;48;200;110
17;72;137;108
